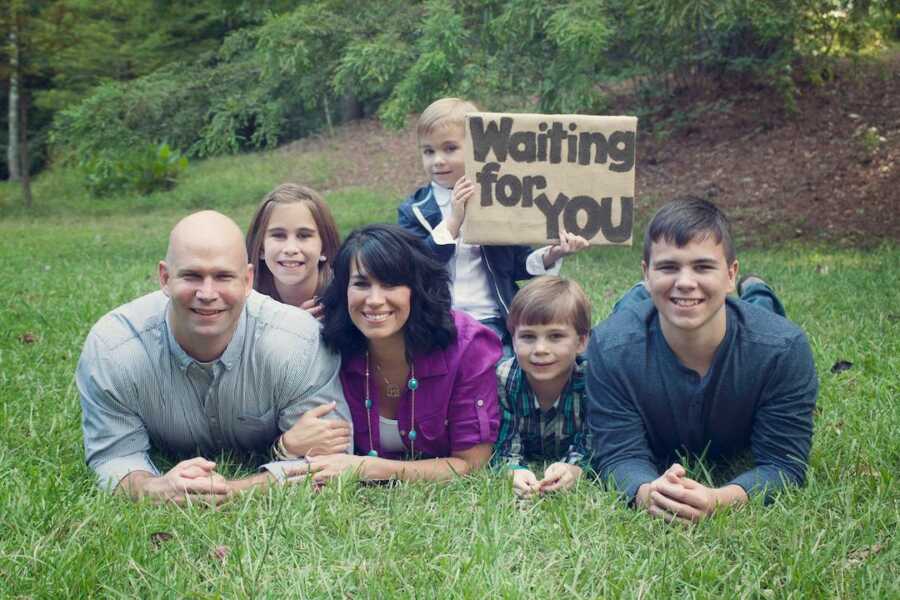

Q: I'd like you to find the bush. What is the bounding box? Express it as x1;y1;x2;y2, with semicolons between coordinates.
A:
81;143;188;197
50;65;211;163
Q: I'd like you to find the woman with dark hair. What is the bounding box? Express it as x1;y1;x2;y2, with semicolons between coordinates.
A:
306;224;501;482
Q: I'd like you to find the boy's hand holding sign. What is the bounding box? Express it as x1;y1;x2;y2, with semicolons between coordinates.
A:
462;112;637;246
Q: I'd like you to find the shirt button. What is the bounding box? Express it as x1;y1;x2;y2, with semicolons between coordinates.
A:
476;399;484;407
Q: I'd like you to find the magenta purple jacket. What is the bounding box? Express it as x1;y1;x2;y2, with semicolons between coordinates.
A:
340;310;502;459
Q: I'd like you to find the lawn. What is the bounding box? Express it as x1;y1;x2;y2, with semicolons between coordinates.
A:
0;160;897;598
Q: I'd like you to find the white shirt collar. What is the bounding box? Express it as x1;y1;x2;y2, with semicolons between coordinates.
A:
432;182;452;207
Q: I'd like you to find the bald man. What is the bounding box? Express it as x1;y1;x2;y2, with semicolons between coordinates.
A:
77;211;351;502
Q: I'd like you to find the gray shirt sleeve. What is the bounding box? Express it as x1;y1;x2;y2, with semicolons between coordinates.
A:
259;331;352;477
76;334;159;491
275;337;352;451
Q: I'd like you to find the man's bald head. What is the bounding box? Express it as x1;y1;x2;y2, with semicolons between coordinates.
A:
158;211;255;362
165;210;248;268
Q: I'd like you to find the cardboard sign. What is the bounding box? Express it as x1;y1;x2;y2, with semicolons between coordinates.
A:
462;112;636;246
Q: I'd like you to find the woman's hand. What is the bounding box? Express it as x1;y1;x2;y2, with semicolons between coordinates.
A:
305;454;366;484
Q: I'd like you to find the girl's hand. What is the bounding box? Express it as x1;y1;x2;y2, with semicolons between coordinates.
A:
299;296;324;320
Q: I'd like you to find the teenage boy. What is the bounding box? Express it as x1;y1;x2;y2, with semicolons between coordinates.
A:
586;198;818;523
397;97;589;351
492;276;592;498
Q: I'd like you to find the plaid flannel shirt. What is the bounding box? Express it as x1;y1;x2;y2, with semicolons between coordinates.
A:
491;355;592;471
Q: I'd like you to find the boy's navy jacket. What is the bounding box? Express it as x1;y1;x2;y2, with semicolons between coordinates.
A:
397;184;534;319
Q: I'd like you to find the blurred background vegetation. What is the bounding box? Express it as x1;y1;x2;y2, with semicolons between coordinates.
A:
1;0;898;197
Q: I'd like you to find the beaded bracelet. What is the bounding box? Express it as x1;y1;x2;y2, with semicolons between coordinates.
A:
271;434;300;461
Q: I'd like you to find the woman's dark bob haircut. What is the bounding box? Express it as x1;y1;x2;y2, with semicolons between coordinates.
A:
321;224;456;358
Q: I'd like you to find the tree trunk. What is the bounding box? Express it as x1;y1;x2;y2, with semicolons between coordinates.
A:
7;23;21;182
340;92;363;121
20;92;32;207
323;94;335;137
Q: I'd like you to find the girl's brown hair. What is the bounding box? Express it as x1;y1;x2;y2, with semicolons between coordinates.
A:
245;183;341;302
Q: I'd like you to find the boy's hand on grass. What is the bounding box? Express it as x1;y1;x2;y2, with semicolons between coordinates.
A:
637;463;747;524
538;462;582;494
651;475;747;523
637;463;691;523
282;402;352;457
511;468;541;498
445;176;475;239
544;228;590;267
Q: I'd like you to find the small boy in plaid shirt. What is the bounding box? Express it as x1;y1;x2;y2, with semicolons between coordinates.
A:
492;276;592;497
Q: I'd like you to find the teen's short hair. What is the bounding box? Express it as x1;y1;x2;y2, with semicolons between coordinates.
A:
417;97;479;139
643;196;736;264
245;183;341;300
321;224;456;358
506;276;592;337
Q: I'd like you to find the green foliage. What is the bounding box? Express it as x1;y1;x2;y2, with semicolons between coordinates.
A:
1;0;297;182
378;0;469;127
81;143;188;197
41;0;900;171
51;71;205;162
609;0;898;111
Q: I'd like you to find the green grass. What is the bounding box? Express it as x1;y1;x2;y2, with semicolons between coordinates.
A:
0;161;898;598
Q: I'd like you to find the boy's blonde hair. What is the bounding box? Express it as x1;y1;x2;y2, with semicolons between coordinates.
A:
507;276;592;337
417;97;479;139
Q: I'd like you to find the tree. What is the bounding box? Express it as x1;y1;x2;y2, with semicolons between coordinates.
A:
7;7;20;182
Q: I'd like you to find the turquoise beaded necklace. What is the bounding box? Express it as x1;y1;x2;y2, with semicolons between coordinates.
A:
364;352;419;458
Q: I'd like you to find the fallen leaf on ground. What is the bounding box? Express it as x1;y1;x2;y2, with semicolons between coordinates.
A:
845;543;884;568
149;531;173;549
19;332;37;344
831;360;853;373
211;545;230;563
855;463;880;477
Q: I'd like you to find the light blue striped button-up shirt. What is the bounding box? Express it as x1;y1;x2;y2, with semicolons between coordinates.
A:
76;290;350;490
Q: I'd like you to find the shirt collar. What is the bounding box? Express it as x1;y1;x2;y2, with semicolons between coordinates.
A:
432;182;452;207
516;354;585;416
164;301;247;372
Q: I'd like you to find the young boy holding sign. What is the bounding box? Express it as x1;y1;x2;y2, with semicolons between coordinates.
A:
397;98;589;350
492;276;593;497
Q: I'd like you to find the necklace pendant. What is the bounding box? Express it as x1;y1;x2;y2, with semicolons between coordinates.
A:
385;383;400;398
